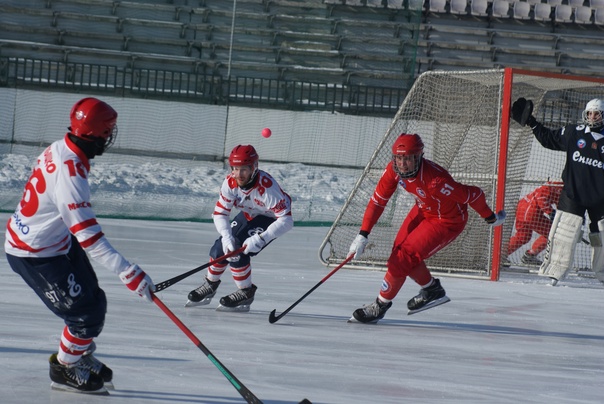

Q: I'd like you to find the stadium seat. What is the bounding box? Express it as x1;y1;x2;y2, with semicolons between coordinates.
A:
574;5;593;23
470;0;489;17
533;3;552;20
450;0;469;14
591;0;604;8
547;0;563;5
429;0;448;13
568;0;585;7
595;8;604;24
513;1;531;19
555;4;573;21
492;0;512;17
471;0;489;16
525;0;541;4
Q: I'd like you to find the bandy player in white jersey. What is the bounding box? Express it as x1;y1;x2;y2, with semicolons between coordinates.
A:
4;97;155;395
187;144;293;311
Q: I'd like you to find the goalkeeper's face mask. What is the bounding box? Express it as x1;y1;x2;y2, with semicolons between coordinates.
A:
393;152;422;179
582;99;604;130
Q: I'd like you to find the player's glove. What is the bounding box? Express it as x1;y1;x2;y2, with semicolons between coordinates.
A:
221;234;240;262
348;234;369;259
485;210;506;227
511;97;537;127
119;264;155;302
243;233;266;255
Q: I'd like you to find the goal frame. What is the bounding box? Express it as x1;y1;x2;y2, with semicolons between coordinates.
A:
319;67;604;281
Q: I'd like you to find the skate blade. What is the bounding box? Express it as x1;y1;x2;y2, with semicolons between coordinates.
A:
50;381;109;395
407;296;451;315
216;304;251;312
347;316;382;324
184;299;213;307
104;381;115;390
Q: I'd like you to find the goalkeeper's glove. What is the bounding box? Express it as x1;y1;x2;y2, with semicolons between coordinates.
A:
119;264;155;302
511;97;537;127
348;233;369;259
486;210;506;227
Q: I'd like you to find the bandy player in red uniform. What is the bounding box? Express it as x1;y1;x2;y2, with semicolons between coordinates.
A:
348;133;506;323
507;182;562;266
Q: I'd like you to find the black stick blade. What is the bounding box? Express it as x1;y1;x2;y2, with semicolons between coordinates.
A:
268;309;279;324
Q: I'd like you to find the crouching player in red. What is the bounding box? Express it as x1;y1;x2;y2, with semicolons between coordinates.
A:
348;133;505;323
4;98;154;394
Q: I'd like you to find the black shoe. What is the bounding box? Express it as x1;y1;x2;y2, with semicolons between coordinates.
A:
80;342;113;385
521;252;542;266
187;278;221;307
218;284;257;311
407;278;450;315
350;298;392;323
49;353;107;394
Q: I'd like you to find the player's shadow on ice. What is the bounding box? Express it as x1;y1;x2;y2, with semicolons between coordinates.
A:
376;318;604;341
269;312;604;342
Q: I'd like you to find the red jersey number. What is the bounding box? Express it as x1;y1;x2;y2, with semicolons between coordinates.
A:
20;168;47;217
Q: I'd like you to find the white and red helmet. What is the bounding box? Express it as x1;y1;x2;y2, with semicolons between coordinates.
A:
391;133;424;178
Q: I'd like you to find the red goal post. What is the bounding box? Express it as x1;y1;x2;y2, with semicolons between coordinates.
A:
320;68;604;281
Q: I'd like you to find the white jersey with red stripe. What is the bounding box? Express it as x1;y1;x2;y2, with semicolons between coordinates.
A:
4;135;130;274
213;170;293;241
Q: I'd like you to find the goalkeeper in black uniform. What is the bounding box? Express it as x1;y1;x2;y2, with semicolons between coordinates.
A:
511;97;604;285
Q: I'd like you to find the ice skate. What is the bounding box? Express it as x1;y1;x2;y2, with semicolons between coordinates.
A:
521;251;542;266
216;284;257;312
348;298;392;324
49;353;108;395
80;342;114;389
407;278;450;315
186;278;221;307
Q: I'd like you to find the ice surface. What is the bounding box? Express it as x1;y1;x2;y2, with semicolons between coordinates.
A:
1;213;603;404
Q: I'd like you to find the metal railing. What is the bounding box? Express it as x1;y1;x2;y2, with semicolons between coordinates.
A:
0;56;407;116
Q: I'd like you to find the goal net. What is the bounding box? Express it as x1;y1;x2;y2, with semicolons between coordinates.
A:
319;68;604;280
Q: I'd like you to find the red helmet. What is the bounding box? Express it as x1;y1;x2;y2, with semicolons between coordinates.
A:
70;97;117;140
229;145;259;167
391;133;424;178
392;133;424;156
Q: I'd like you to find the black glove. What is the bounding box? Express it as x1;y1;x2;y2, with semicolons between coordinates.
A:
511;97;535;127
